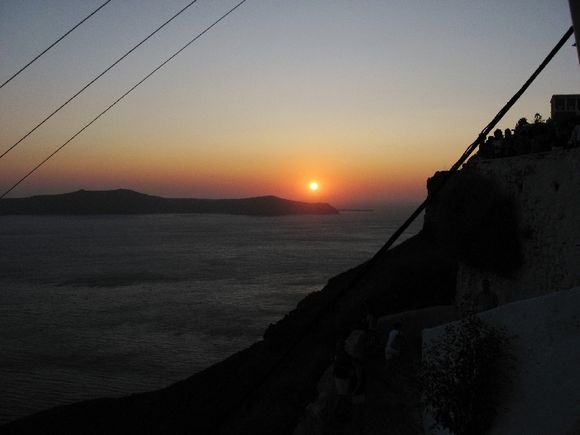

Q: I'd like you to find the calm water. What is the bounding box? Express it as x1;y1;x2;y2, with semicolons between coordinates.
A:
0;210;421;424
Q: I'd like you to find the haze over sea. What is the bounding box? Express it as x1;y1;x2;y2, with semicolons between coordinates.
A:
0;209;420;424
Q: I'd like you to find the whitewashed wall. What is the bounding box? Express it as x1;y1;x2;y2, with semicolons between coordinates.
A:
456;148;580;310
423;286;580;435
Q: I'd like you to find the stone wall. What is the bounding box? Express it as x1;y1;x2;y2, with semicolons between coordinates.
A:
454;148;580;309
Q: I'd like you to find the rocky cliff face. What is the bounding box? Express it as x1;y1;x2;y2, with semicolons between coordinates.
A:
425;148;580;310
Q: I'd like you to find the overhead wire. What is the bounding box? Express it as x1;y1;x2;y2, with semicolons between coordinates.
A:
0;0;249;200
369;25;574;260
0;0;201;161
0;14;573;430
0;0;113;90
212;26;575;430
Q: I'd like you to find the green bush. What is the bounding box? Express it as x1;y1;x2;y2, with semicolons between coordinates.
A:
420;316;512;435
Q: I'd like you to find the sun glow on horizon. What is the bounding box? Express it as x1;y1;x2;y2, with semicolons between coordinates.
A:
309;181;319;192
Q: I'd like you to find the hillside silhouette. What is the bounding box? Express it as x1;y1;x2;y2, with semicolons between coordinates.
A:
0;189;339;216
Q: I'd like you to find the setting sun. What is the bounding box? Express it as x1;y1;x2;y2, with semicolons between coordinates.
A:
309;182;319;192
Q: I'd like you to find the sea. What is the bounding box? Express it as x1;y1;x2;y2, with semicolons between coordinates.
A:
0;209;421;424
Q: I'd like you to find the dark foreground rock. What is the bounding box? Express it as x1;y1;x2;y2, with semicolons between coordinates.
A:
0;189;339;216
2;232;456;435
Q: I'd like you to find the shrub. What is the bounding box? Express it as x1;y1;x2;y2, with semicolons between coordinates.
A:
420;316;512;435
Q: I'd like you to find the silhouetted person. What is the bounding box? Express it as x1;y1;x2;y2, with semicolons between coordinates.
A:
332;340;353;420
345;322;368;363
384;321;402;370
363;299;378;353
514;129;531;155
351;359;366;404
569;119;580;148
529;121;550;153
492;129;504;158
333;341;353;390
480;135;494;158
530;135;541;153
351;358;366;429
504;128;514;156
474;279;499;312
516;117;529;130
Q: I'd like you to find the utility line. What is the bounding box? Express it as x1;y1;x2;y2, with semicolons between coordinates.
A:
214;26;574;431
371;25;574;260
0;0;113;90
0;0;248;200
0;0;201;161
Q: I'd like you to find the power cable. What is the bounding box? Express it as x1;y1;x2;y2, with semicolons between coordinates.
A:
0;0;113;90
371;25;573;260
213;26;575;431
0;0;248;200
0;0;201;161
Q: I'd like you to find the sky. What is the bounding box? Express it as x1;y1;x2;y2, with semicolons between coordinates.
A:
0;0;578;208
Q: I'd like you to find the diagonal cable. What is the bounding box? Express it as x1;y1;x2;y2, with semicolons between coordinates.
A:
0;0;248;200
0;0;113;90
370;26;574;264
0;0;200;161
213;27;574;431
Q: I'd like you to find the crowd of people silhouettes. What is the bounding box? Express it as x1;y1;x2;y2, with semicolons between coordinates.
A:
478;114;580;159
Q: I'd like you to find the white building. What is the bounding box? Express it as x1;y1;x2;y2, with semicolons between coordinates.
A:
550;94;580;121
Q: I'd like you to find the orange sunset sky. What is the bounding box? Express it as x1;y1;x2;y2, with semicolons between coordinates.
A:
0;1;578;208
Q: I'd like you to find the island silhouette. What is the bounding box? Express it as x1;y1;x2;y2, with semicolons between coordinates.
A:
0;189;339;216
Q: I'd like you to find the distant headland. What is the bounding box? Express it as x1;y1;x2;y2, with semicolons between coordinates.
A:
0;189;339;216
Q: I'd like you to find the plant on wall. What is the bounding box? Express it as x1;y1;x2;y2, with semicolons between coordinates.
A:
420;316;513;435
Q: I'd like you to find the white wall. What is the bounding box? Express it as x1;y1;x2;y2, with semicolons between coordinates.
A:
456;148;580;310
423;287;580;435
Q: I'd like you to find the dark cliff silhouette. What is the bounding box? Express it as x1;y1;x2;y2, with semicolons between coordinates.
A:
1;164;528;434
1;232;456;435
0;189;339;216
